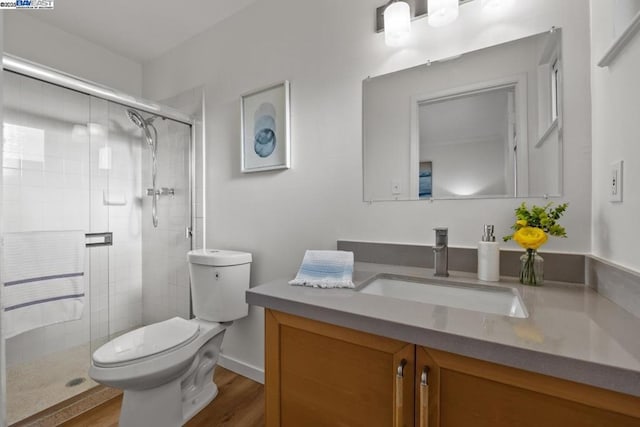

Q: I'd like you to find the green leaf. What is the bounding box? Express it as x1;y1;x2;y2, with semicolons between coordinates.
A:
505;202;569;241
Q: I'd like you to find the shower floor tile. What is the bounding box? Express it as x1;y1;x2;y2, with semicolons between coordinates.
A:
6;342;98;425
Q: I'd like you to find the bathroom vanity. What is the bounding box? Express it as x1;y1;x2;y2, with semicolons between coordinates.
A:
247;264;640;427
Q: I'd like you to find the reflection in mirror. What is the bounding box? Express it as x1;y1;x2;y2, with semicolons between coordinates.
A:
363;29;563;201
417;85;517;198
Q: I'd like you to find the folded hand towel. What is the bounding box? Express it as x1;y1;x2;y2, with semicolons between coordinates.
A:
289;250;354;289
2;230;85;338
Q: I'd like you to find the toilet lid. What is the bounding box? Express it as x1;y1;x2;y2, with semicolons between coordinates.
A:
93;317;200;366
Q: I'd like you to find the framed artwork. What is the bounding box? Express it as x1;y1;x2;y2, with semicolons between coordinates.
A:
241;81;291;172
419;161;432;199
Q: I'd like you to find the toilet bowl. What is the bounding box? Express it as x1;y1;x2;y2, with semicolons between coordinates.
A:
89;249;252;427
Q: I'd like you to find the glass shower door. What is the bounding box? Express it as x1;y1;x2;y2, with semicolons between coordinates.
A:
87;98;145;356
2;68;193;425
85;98;193;346
2;70;109;424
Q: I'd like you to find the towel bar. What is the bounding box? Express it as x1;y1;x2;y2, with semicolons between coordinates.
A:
85;232;113;247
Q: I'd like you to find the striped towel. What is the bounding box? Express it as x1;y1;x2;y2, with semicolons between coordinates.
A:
289;250;355;289
2;230;85;338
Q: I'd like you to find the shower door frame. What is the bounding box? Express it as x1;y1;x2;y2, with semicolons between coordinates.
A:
2;54;197;237
0;53;197;424
3;54;193;125
2;52;196;247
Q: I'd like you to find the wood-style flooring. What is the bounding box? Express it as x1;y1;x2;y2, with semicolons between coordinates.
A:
61;367;264;427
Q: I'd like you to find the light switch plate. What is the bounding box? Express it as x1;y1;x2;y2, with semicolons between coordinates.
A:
610;160;623;203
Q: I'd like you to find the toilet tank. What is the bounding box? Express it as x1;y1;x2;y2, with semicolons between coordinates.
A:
187;249;252;322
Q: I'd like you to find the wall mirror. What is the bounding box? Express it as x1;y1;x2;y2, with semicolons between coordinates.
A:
363;29;563;201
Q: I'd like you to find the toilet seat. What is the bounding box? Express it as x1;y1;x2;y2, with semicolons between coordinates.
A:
93;317;200;367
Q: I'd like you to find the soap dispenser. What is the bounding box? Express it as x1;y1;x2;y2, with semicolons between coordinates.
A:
478;225;500;282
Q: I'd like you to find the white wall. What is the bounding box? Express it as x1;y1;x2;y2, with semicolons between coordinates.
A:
1;11;6;427
4;12;142;96
426;138;508;197
143;0;592;375
419;90;509;198
590;1;640;272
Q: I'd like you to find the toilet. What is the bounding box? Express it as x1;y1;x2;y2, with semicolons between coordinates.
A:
89;249;252;427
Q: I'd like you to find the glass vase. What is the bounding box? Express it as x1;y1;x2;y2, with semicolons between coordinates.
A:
520;249;544;286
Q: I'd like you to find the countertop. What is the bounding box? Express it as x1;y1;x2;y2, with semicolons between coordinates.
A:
246;262;640;397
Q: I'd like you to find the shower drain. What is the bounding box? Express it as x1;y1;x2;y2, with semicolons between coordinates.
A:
65;377;87;388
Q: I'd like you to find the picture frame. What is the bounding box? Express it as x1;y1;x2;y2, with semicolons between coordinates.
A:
240;81;291;173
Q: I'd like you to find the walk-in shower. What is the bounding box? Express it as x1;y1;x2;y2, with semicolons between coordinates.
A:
1;55;195;425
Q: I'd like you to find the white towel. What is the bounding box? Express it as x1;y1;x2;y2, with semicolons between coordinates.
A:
2;230;85;338
289;250;355;289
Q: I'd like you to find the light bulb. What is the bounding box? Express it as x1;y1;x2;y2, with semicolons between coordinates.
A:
384;1;411;47
428;0;459;28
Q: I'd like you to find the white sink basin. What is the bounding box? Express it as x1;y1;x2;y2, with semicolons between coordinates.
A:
358;275;528;318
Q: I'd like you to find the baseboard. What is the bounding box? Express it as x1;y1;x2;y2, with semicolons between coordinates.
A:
218;354;264;384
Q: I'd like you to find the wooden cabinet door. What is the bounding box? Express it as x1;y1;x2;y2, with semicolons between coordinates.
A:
265;309;415;427
415;346;439;427
419;346;640;427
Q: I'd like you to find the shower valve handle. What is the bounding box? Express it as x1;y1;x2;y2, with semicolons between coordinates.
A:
146;188;175;197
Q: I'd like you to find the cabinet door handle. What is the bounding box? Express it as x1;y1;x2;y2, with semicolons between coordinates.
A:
420;366;430;427
395;359;407;427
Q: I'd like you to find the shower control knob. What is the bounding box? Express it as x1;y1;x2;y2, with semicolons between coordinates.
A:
160;187;175;196
146;188;175;196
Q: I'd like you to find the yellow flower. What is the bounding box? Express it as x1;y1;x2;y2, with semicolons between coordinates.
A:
513;227;548;250
516;219;527;227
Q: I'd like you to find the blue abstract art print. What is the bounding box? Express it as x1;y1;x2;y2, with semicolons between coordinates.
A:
253;103;277;158
241;81;291;172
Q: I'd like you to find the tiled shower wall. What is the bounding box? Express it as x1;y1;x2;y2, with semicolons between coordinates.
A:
139;87;201;325
91;99;143;341
162;87;205;252
141;116;192;324
2;73;143;366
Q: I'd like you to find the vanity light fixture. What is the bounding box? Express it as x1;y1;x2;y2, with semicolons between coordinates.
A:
428;0;459;28
378;0;513;46
480;0;514;12
384;1;412;47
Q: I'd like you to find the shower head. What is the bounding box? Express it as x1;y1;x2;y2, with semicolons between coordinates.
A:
127;109;147;129
127;108;157;128
126;108;160;228
126;109;157;149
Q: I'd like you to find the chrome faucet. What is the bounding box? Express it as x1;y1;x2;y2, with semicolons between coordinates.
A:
433;227;449;277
